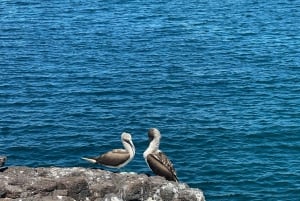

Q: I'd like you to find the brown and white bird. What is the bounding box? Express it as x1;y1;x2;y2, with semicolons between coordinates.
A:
82;132;135;169
143;128;179;182
0;156;6;167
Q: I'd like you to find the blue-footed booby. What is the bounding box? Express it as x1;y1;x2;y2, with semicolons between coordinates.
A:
0;156;7;172
143;128;179;182
82;132;135;169
0;156;6;167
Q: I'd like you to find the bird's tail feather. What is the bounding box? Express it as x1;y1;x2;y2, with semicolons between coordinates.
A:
81;157;97;164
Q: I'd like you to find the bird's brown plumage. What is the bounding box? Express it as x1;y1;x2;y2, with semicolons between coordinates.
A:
93;149;130;167
146;151;178;182
82;132;135;168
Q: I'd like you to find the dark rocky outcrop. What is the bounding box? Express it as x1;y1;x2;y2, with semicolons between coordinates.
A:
0;166;205;201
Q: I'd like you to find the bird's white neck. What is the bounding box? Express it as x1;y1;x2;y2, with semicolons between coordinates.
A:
123;141;135;158
143;137;160;158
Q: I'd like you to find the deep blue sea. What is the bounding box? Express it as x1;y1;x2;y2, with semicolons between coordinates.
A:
1;0;300;200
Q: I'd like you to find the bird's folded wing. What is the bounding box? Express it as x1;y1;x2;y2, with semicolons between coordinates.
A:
111;149;128;153
98;150;130;166
147;151;178;181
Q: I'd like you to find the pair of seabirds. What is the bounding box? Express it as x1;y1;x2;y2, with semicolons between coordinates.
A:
82;128;178;182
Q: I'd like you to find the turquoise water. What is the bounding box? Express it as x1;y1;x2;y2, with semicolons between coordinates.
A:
1;1;299;200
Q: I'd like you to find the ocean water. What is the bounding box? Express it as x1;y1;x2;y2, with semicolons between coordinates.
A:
1;0;299;200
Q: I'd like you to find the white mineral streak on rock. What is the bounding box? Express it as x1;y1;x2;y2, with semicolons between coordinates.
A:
104;196;123;201
151;188;162;201
190;188;206;201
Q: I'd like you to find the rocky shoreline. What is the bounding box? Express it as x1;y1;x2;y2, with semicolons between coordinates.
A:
0;166;205;201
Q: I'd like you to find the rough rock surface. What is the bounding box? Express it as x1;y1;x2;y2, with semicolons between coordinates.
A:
0;166;205;201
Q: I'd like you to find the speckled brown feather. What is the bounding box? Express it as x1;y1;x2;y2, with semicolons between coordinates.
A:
147;151;178;182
